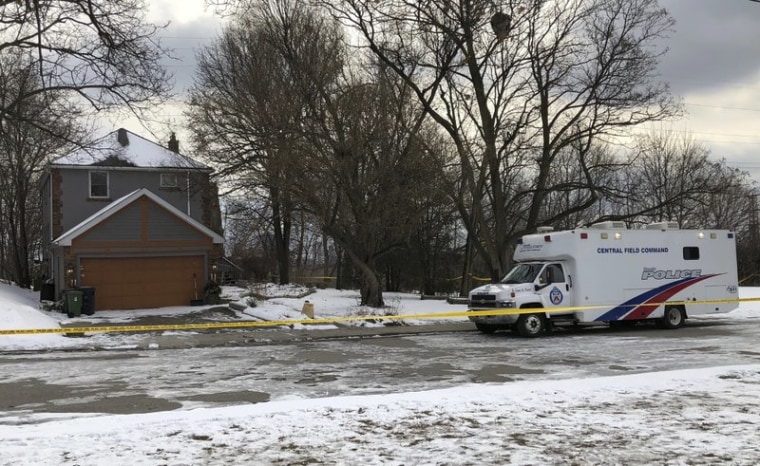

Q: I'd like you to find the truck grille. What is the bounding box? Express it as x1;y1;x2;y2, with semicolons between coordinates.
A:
470;294;496;307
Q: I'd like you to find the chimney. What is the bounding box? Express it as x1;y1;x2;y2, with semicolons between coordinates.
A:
168;132;179;153
117;128;129;147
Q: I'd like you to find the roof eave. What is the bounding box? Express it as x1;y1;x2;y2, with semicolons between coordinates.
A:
49;164;213;172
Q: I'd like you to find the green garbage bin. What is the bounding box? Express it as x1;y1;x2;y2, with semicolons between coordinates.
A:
64;290;84;317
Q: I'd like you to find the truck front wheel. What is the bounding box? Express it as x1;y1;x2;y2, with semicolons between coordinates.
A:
516;313;546;338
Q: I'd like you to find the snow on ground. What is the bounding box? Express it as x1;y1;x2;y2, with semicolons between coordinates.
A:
238;284;469;327
0;282;469;351
2;365;759;465
2;283;760;464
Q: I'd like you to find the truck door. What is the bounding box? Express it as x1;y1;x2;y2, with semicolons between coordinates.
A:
538;263;572;313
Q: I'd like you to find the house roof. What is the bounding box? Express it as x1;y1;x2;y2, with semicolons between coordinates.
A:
52;128;210;170
52;188;224;246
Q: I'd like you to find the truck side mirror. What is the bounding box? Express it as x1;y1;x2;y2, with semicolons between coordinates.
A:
535;282;550;291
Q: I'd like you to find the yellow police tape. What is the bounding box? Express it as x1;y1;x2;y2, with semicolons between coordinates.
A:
2;296;758;336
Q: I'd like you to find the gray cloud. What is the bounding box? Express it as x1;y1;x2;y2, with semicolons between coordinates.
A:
152;1;760;99
157;17;225;94
142;1;760;175
658;0;760;94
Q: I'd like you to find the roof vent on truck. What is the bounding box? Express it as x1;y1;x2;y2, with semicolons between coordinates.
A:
589;221;626;230
645;221;680;230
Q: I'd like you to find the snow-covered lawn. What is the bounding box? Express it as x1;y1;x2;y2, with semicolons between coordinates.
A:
2;366;759;465
2;282;760;465
0;282;469;351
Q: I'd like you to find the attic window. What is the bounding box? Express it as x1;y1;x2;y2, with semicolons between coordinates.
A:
89;171;109;198
160;173;179;188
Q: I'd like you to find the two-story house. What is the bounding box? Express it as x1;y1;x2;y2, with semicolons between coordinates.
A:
39;128;224;310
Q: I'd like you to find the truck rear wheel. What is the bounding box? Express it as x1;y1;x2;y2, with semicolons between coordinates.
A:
516;313;546;338
658;306;685;329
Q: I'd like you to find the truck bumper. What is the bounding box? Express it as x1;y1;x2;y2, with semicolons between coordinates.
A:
467;311;519;326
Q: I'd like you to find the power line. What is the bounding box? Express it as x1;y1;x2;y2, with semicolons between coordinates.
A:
631;128;760;144
685;102;760;112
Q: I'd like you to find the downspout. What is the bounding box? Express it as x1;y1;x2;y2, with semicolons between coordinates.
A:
186;171;191;216
49;174;53;292
47;171;55;293
47;171;53;247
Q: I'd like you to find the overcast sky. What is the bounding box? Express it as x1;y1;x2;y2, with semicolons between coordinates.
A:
135;0;760;178
656;0;760;177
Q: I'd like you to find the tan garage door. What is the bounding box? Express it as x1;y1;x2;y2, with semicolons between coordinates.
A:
80;256;205;310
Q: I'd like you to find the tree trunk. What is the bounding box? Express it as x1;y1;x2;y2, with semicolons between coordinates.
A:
270;187;291;285
459;232;474;296
322;235;331;287
295;211;305;269
335;246;344;290
359;264;383;307
342;248;383;307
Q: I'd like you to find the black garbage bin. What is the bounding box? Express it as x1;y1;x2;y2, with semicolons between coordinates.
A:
40;281;56;302
77;287;96;315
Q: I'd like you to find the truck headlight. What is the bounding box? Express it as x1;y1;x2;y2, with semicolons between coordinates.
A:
498;301;514;308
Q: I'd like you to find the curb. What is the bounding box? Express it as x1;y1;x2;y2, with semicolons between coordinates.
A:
1;323;477;354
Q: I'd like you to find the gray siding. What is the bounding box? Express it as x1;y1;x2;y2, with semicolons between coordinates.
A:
147;203;204;241
79;203;142;242
58;168;206;233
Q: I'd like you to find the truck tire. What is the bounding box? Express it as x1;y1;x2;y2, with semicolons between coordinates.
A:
658;306;685;329
516;313;545;338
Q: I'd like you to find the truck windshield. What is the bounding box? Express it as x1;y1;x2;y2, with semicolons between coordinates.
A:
500;263;543;284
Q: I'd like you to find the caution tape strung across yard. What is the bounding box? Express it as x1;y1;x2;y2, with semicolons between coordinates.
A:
1;296;758;336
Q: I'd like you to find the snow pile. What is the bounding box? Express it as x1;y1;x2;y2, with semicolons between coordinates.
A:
0;282;75;351
231;284;468;327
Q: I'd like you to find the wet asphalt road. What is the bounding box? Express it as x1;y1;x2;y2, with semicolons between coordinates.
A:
2;317;759;424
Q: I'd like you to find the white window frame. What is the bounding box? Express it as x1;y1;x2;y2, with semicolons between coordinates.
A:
160;172;179;188
89;171;109;198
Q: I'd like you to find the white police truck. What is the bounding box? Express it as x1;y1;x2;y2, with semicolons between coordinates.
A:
468;221;739;337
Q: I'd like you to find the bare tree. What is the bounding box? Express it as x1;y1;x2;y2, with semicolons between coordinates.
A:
0;0;171;135
617;132;735;227
620;132;758;280
187;0;344;284
695;165;756;231
735;190;760;284
537;143;621;228
0;53;81;287
193;0;452;305
0;2;170;287
222;196;281;280
288;68;447;306
317;0;680;282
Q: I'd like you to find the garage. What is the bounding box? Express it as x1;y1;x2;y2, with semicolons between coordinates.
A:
80;256;205;310
51;189;225;311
